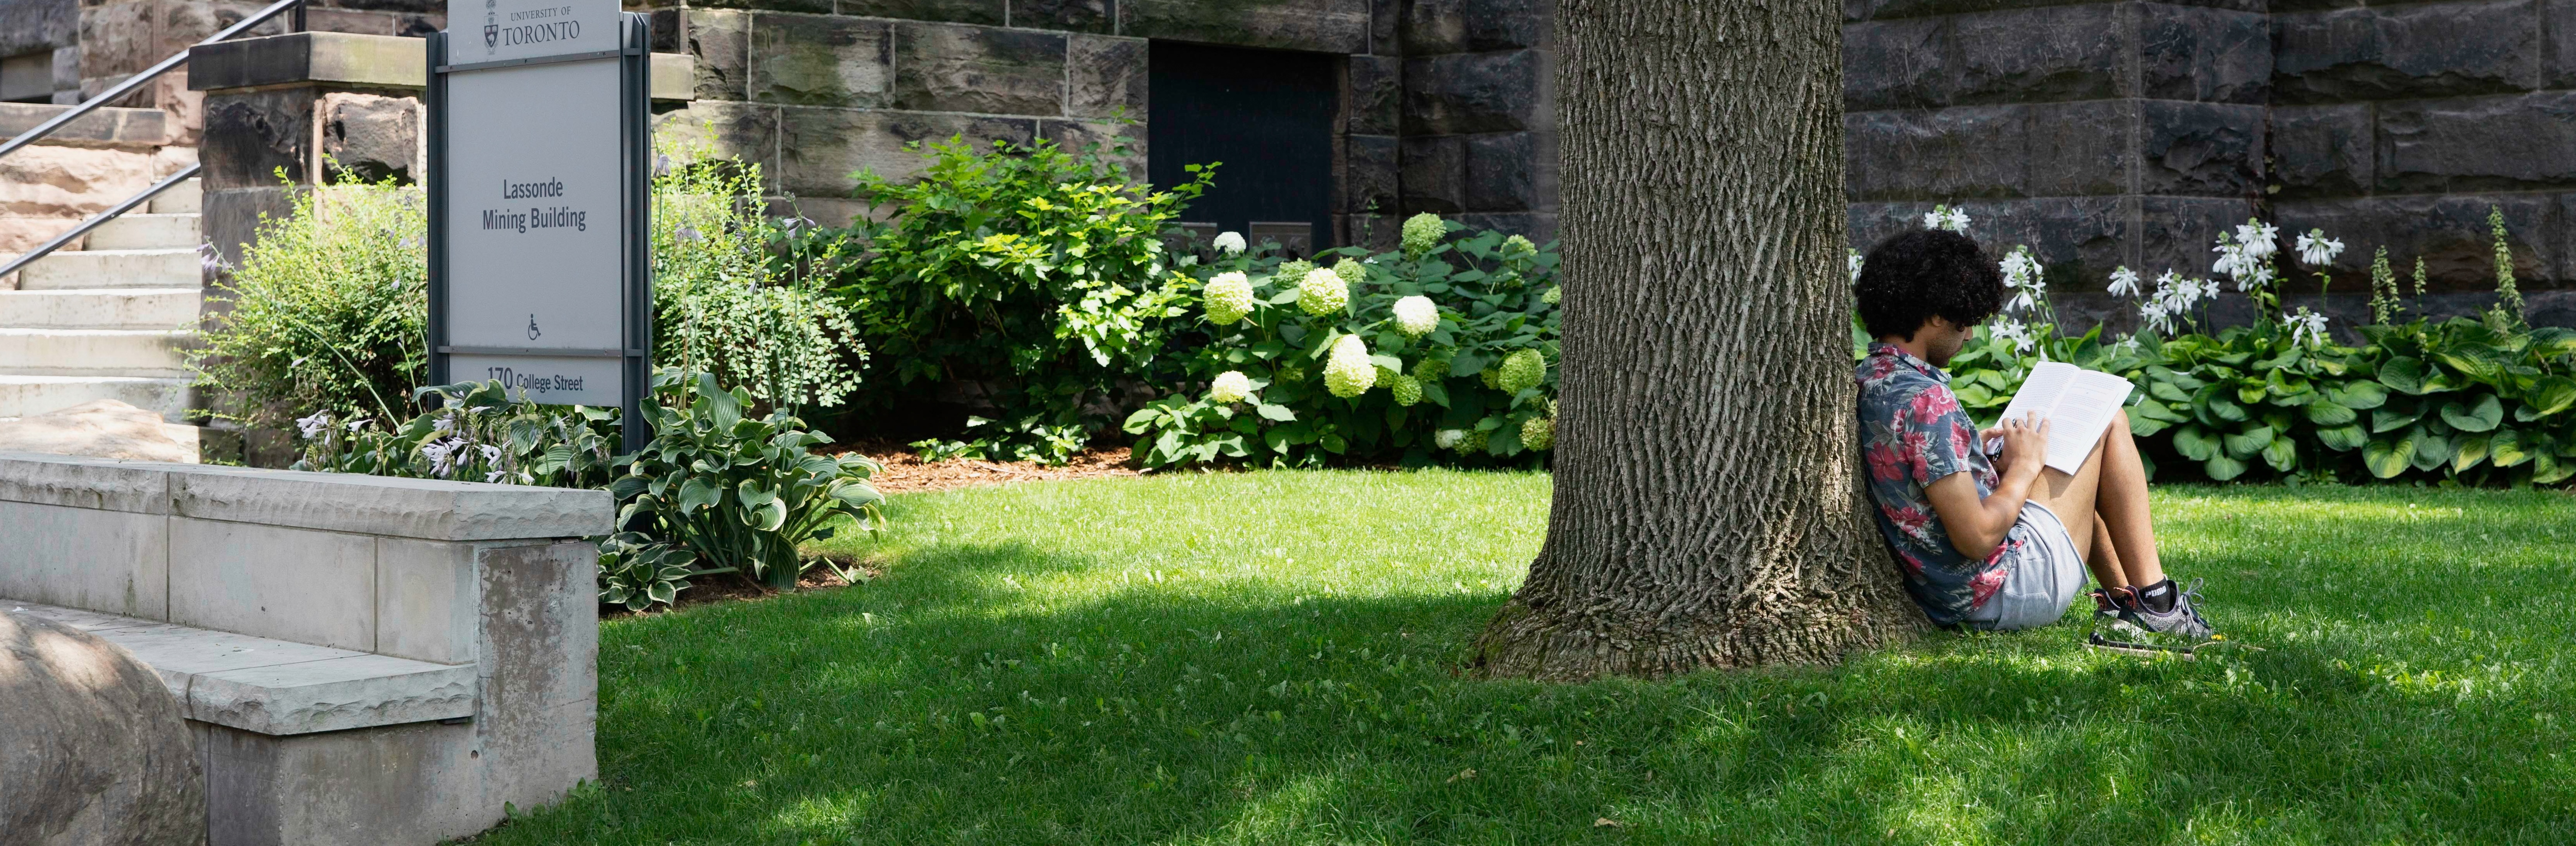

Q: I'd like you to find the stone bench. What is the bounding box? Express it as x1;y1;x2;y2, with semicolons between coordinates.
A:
0;451;610;846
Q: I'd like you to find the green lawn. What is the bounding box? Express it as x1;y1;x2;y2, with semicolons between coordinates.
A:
468;472;2576;844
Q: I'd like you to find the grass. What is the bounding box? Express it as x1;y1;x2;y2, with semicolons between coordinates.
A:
468;472;2576;844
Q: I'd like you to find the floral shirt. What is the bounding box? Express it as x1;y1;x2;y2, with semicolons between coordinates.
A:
1855;343;2014;625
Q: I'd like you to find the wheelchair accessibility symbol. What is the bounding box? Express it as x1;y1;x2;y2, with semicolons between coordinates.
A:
527;314;542;341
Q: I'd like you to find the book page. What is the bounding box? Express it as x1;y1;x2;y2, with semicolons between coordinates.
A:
1994;362;2075;431
2038;371;2135;474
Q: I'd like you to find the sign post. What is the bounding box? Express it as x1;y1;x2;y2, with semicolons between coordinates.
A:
427;0;653;451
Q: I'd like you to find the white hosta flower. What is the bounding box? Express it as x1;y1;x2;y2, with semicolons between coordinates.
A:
485;470;509;483
2285;308;2330;347
1435;429;1467;450
421;437;462;477
1212;231;1246;255
2107;266;2142;299
477;444;502;464
1847;249;1865;285
1207;370;1252;404
1297;268;1350;316
2234;262;2275;292
1322;335;1376;397
1988;317;2035;354
430;414;456;434
1922;204;1971;233
294;410;332;440
2296;228;2344;266
2233;220;2280;259
1392;295;1439;336
1998;246;2045;314
344;417;371;432
1203;271;1255;324
2140;298;2176;335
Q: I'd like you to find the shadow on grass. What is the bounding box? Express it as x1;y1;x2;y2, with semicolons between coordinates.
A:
481;494;2576;845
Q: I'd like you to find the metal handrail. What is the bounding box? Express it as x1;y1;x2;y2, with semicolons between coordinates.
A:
0;0;304;162
0;164;202;282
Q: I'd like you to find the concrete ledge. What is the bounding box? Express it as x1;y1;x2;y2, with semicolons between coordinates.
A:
10;601;477;735
190;31;697;101
0;451;613;540
0;101;172;147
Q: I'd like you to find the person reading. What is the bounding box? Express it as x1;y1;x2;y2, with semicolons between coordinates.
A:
1851;229;2215;641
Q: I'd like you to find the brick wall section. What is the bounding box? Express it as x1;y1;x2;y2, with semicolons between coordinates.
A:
1841;0;2273;334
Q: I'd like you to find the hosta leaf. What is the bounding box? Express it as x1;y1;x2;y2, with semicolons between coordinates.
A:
2439;395;2502;432
2527;376;2576;417
2148;380;2194;403
2135;397;2188;422
1954;383;1995;406
2372;407;2421;433
677;477;721;512
2331;381;2389;410
2237;384;2269;405
2410;426;2453;470
2363;436;2413;479
2127;405;2170;437
2379;356;2427;394
2489;428;2531;468
2203;454;2247;481
2261;433;2297;472
2172;424;2219;461
2222;426;2274;458
2303;401;2356;426
2316;424;2368;452
2452;433;2490;473
2536;453;2576;485
2207;395;2247;423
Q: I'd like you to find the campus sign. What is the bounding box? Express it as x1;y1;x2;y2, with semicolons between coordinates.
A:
427;0;651;444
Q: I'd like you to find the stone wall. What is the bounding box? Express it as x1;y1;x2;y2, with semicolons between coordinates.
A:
0;101;190;254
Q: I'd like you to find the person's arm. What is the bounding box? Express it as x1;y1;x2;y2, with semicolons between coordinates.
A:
1924;415;2050;559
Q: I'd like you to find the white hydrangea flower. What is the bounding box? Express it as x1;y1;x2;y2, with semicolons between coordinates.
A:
1207;370;1252;404
1203;271;1255;325
2107;266;2142;299
1401;213;1445;257
1542;286;1561;305
2296;228;2344;266
2285;307;2330;347
1435;429;1466;449
294;410;331;440
1497;348;1547;395
1323;335;1376;397
1297;267;1350;316
1392;295;1439;337
1212;231;1246;255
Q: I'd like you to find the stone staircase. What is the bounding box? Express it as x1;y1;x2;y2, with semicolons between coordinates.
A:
0;178;202;423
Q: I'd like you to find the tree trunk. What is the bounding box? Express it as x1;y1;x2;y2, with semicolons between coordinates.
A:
1470;0;1926;681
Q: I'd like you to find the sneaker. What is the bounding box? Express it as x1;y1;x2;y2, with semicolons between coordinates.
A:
2118;578;2216;642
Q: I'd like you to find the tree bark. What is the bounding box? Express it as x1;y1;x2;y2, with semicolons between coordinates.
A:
1470;0;1926;681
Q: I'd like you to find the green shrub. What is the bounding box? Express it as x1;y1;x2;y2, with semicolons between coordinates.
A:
192;173;426;429
289;379;621;488
1123;215;1562;468
609;370;887;592
820;135;1211;463
654;138;864;411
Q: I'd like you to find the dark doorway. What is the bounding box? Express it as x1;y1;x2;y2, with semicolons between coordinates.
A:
1149;41;1336;255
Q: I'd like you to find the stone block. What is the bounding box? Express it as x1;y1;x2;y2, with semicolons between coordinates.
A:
893;22;1067;116
0;500;166;617
2271;103;2372;199
0;101;169;147
0;0;74;58
197;719;489;846
832;0;1005;26
2026;100;2133;198
776;106;1034;196
203;184;297;268
1844;104;2030;201
1464;130;1551;213
1399;133;1464;213
750;12;894;108
1345;54;1399;135
2378;92;2576;194
1123;0;1370;54
471;540;598;810
1400;0;1548;55
318;92;420;184
187;653;477;735
1849;196;2139;286
166;467;612;541
2271;194;2563;293
300;7;396;36
1843;0;2274;23
2136;194;2257;279
2273;2;2544;105
2139;3;2270;104
1345;132;1398;214
2137;100;2263;196
2550;0;2576;89
1948;3;2121;106
685;9;749;101
1403;48;1544;135
1014;0;1113;33
0;450;180;511
1067;35;1147;120
77;0;159;82
0;141;157;221
1339;212;1399;250
199;87;312;190
1370;0;1398;54
652;101;782;182
376;537;477;665
1842;15;1951;111
185;31;427;91
166;517;377;651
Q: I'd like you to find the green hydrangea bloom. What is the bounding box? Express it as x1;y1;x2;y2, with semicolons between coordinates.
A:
1389;373;1423;407
1479;367;1499;389
1391;295;1438;337
1203;271;1255;325
1503;234;1537;258
1207;371;1251;404
1413;357;1450;382
1274;259;1316;283
1322;335;1375;397
1333;257;1367;285
1542;286;1561;305
1297;268;1350;316
1498;348;1546;395
1457;428;1489;455
1520;415;1554;450
1401;213;1444;258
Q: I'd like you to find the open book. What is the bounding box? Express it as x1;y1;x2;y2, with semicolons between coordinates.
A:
1989;362;2135;475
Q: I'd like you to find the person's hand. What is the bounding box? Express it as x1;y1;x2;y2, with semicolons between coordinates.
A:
1994;414;2050;480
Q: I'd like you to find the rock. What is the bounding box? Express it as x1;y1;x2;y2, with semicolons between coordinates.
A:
317;92;420;185
0;398;198;463
748;13;892;108
891;22;1067;116
0;609;206;845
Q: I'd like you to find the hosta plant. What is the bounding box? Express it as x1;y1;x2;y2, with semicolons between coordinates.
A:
289;379;621;488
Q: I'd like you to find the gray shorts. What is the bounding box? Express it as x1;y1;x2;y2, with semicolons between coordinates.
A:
1964;501;2087;631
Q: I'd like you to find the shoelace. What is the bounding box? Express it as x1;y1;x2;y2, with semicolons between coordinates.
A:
2176;577;2212;629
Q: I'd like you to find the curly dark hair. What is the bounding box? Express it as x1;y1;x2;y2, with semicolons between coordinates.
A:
1854;229;2005;340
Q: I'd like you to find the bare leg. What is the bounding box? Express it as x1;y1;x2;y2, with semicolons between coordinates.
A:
2086;518;2128;591
2029;438;2103;563
2091;413;2166;589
